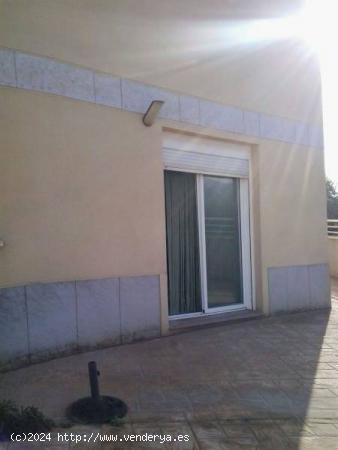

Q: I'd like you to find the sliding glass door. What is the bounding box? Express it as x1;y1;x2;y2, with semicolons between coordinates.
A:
165;170;251;317
203;176;242;310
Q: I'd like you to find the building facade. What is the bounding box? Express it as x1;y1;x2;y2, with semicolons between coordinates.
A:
0;0;330;368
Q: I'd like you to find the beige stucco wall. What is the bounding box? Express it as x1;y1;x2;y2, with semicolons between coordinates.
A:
0;0;329;318
0;87;167;287
0;85;329;315
0;0;322;125
257;139;328;311
329;238;338;278
259;139;328;268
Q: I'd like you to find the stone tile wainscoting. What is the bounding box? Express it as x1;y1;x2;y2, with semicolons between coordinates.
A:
328;237;338;278
0;47;324;149
268;263;331;314
0;275;160;371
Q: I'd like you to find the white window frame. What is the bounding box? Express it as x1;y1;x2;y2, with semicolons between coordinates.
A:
198;174;252;315
163;133;253;319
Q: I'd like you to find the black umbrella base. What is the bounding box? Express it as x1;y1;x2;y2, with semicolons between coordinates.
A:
67;396;127;424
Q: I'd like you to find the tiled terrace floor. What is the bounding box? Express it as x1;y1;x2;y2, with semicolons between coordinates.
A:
1;279;338;449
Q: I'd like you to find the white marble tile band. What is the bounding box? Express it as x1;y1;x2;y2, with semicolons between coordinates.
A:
0;47;323;149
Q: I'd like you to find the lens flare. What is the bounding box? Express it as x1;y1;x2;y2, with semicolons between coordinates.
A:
301;0;338;184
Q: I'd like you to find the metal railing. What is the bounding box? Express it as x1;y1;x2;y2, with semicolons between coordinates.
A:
328;219;338;237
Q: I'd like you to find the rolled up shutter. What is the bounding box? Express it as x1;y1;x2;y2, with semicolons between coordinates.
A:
162;132;250;178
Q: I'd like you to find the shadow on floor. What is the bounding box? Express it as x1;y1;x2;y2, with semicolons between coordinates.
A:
0;279;338;449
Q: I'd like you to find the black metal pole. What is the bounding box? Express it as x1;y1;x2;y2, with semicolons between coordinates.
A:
88;361;100;401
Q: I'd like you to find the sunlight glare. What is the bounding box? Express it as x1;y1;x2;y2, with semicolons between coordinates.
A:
298;0;336;53
300;0;338;185
243;1;338;184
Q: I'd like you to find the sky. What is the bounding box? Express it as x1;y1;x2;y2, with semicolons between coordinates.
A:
222;0;338;186
299;0;338;186
246;0;338;186
320;40;338;187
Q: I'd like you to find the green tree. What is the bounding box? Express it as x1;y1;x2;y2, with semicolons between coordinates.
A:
327;178;338;219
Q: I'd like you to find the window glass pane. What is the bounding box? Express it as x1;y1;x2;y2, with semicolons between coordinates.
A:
204;176;242;307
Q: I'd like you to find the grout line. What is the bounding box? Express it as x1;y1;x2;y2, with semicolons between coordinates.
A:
13;49;18;87
92;71;96;103
178;94;182;122
240;107;245;135
118;277;122;344
307;265;312;309
197;97;201;126
74;281;79;348
24;285;31;362
119;77;123;109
